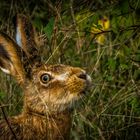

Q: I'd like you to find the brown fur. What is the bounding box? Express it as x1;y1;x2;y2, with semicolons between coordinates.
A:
0;15;91;140
0;111;71;140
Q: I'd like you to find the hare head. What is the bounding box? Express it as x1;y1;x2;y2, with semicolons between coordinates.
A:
0;15;91;116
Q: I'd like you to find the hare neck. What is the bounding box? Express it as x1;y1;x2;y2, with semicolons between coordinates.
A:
19;110;72;140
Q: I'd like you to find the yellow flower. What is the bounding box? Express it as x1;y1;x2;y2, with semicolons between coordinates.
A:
91;16;110;45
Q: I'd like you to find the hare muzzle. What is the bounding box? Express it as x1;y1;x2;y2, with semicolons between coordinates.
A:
77;72;92;88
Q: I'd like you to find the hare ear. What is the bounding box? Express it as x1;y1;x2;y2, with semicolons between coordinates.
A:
16;14;41;66
0;32;25;83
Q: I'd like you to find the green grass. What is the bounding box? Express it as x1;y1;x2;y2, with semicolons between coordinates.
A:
1;0;140;139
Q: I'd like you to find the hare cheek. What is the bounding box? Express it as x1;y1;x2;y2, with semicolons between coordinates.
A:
55;72;69;82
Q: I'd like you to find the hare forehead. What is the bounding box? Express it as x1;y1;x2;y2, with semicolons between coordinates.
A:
44;64;85;74
44;64;70;73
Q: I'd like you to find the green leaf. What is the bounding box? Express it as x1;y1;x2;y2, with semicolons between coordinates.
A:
33;17;43;30
120;64;128;70
121;0;129;13
108;58;116;71
43;17;55;41
0;91;6;100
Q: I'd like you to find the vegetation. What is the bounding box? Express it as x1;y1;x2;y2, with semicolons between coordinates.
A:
0;0;140;139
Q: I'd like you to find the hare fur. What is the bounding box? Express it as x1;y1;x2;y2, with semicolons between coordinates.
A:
0;15;91;140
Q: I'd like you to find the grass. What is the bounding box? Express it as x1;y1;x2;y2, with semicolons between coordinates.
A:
1;0;140;139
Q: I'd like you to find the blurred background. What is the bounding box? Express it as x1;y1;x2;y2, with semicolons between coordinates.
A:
0;0;140;139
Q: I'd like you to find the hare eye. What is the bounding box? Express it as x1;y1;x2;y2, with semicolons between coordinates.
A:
40;74;51;84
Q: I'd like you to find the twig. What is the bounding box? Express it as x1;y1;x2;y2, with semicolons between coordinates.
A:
0;103;18;140
0;104;11;108
70;0;82;52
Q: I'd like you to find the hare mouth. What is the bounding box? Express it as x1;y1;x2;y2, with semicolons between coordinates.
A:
80;90;86;95
80;81;92;95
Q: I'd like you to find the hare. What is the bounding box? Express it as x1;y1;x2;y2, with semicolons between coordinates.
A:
0;15;91;140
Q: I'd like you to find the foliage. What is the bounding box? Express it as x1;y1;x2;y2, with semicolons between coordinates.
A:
0;0;140;139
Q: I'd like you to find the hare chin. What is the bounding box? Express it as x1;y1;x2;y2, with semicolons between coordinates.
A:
47;101;79;113
44;95;82;113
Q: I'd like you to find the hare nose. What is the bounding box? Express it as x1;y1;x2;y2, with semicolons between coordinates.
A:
78;73;87;80
77;73;92;85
